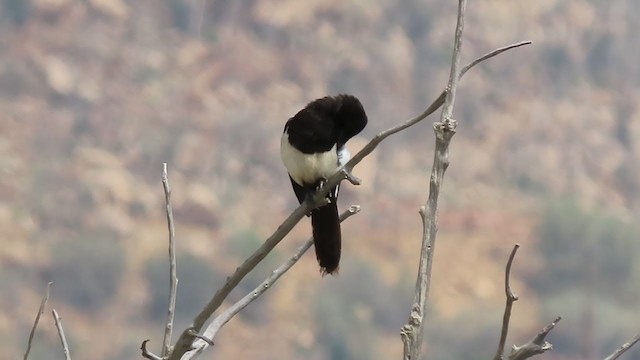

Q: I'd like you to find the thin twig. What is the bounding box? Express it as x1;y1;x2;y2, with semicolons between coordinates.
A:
162;163;179;358
165;37;532;360
400;0;466;359
494;244;521;360
508;316;562;360
181;206;361;359
460;41;532;78
52;309;71;360
141;340;164;360
604;333;640;360
24;282;52;360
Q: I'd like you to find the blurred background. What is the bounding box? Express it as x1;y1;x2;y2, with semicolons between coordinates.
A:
1;0;639;359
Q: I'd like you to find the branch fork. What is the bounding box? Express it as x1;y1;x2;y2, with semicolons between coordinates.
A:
509;316;562;360
434;117;458;138
341;168;362;186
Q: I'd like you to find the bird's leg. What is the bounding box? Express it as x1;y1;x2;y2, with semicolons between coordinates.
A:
304;178;331;211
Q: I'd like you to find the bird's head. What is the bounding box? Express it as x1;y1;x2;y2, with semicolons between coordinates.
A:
334;94;368;142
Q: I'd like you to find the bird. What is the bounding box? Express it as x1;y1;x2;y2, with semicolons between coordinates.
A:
280;94;368;275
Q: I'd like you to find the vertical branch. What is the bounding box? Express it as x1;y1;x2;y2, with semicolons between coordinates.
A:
162;163;179;357
24;282;52;360
52;309;71;360
441;0;466;121
493;244;521;360
400;0;466;359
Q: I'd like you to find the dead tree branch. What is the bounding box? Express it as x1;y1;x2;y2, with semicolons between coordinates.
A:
162;163;179;358
181;206;361;359
52;309;71;360
604;333;640;360
460;41;532;78
162;35;532;360
165;192;322;359
24;282;52;360
342;40;531;178
490;245;562;360
508;316;562;360
493;244;521;360
400;0;466;358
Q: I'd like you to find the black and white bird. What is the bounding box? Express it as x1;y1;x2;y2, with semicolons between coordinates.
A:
280;94;368;275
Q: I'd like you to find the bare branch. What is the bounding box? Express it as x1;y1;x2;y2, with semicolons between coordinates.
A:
344;40;531;178
494;244;521;360
165;36;532;360
162;163;179;358
604;333;640;360
181;206;361;359
460;41;532;78
400;0;466;359
141;340;163;360
24;281;52;360
508;316;562;360
52;309;71;360
166;195;317;359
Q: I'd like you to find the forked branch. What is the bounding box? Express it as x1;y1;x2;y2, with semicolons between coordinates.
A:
181;206;361;359
162;33;532;360
508;316;562;360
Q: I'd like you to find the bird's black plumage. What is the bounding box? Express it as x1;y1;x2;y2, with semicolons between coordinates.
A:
280;94;368;275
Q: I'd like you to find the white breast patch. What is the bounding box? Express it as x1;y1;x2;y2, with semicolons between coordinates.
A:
281;132;339;186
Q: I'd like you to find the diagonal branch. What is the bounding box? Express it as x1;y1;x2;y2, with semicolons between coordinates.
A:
166;195;316;359
400;0;466;359
24;282;52;360
604;333;640;360
181;206;361;359
162;163;179;358
460;41;532;78
343;40;532;176
164;38;532;360
508;316;562;360
52;309;71;360
493;244;521;360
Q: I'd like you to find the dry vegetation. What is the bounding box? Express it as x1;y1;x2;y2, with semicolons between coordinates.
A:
1;0;639;359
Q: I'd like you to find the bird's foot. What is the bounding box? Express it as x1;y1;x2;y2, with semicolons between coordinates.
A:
314;178;327;192
304;183;330;213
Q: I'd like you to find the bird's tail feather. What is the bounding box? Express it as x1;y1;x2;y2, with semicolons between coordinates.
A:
311;200;341;275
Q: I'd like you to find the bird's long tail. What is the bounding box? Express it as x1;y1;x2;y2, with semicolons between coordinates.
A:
311;197;341;275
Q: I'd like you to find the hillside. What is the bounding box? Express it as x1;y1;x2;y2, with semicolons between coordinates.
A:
1;0;639;359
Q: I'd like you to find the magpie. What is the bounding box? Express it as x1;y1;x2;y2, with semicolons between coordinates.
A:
280;94;368;275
